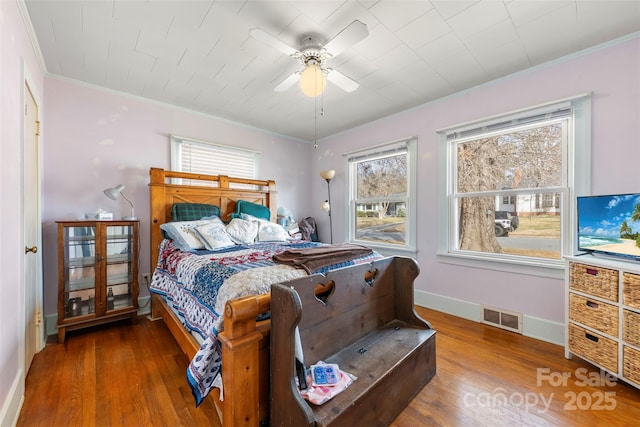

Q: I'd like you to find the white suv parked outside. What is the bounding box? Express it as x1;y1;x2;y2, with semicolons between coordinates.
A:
494;211;519;237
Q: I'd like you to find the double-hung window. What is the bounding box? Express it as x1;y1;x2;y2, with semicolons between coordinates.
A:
170;135;259;184
346;138;417;253
438;96;591;277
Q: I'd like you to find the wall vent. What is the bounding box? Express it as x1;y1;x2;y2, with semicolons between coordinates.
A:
481;306;522;334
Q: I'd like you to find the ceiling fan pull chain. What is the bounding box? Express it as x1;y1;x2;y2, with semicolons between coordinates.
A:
314;91;318;149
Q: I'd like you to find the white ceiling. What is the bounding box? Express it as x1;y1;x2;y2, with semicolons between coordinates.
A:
24;0;640;142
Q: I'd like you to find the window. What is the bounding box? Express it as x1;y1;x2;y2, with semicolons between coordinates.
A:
438;96;591;276
347;138;417;253
170;135;259;184
502;195;516;206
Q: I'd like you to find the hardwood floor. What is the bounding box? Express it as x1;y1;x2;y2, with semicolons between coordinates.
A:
18;307;640;426
18;317;220;427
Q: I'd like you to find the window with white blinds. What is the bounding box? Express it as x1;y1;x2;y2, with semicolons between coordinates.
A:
170;135;259;180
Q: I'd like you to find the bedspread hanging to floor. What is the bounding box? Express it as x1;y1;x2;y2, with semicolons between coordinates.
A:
149;239;381;405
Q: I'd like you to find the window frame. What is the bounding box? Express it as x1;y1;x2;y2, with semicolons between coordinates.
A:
345;138;417;256
437;95;591;279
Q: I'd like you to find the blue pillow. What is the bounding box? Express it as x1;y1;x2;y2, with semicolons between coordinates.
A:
230;200;271;221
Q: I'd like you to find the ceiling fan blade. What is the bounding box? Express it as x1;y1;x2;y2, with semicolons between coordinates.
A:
274;72;300;92
326;69;359;93
324;20;368;58
249;28;299;56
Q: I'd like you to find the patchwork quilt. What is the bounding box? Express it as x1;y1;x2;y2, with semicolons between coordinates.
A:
149;239;381;405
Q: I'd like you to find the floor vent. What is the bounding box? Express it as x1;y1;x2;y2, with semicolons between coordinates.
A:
481;306;522;334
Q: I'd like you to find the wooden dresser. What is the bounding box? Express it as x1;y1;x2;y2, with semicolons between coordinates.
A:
565;256;640;389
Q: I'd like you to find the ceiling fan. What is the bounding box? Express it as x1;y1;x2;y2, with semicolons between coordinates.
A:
249;20;369;97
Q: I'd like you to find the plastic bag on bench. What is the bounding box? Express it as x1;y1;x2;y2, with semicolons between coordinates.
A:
297;362;356;405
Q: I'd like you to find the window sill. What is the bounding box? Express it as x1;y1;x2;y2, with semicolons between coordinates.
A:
436;250;565;279
353;241;417;259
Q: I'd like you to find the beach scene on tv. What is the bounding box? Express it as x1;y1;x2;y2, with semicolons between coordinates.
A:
578;194;640;258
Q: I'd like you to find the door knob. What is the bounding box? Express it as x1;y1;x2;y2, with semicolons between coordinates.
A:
25;246;38;254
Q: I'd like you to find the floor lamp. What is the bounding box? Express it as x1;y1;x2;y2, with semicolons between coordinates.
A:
320;170;335;244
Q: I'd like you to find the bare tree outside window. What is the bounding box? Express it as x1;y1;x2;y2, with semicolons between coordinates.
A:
357;154;407;218
455;122;564;259
349;141;414;248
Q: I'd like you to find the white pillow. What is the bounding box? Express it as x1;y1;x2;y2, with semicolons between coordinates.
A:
225;218;259;245
194;222;235;251
160;220;212;251
257;221;289;242
240;213;289;242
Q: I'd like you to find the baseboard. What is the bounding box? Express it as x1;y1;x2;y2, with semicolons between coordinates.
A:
414;290;564;346
522;314;564;346
414;290;480;322
0;368;24;427
137;296;151;316
45;296;153;337
45;313;57;337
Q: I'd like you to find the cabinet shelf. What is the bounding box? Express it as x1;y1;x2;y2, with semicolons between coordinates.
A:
66;235;96;243
65;257;96;268
106;253;133;263
57;220;139;342
106;273;133;287
65;278;95;292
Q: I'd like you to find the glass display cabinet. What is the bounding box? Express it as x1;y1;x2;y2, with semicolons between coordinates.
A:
56;220;139;343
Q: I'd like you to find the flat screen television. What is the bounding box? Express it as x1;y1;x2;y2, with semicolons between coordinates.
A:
577;193;640;262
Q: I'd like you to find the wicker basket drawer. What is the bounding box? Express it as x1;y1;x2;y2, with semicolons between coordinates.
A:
568;323;618;373
623;346;640;388
569;293;619;336
623;310;640;347
569;262;618;302
623;272;640;309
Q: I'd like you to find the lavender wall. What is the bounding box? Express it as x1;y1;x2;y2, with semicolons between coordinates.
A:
41;78;313;316
316;36;640;325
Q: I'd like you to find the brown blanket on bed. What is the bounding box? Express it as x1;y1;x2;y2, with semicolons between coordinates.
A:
273;244;373;274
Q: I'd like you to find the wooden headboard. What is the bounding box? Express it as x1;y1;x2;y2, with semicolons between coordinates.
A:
148;167;277;267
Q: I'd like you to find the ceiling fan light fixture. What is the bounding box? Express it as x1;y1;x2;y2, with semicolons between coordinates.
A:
299;64;326;97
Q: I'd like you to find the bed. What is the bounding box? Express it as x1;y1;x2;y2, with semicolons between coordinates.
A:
148;167;381;426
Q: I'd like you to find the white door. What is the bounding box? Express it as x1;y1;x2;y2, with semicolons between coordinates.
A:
24;81;43;370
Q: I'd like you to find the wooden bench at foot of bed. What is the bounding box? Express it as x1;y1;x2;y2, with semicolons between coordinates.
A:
270;256;437;427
